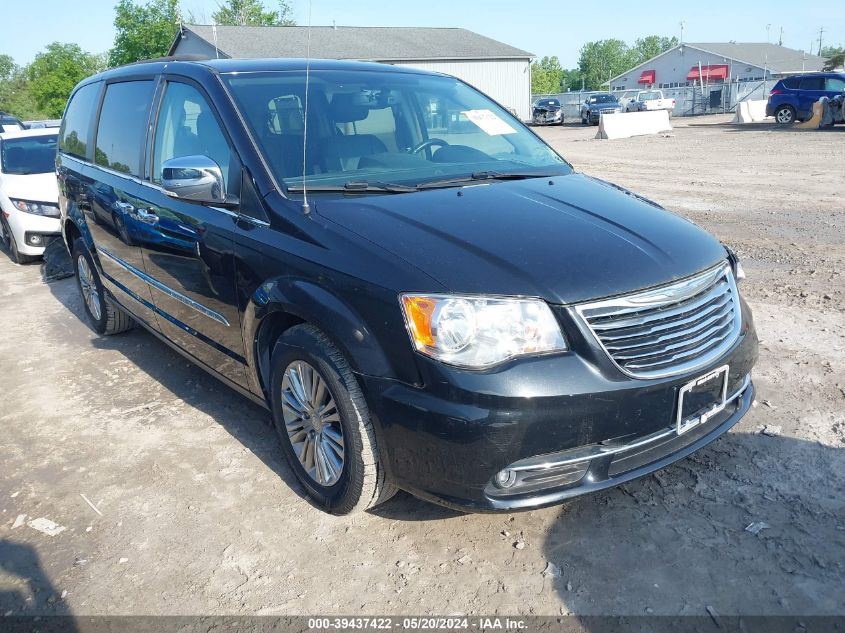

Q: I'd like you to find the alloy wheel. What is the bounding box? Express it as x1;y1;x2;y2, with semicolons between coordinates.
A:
77;255;102;321
776;108;794;124
281;360;345;486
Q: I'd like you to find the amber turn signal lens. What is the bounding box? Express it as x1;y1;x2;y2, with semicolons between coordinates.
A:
401;295;437;348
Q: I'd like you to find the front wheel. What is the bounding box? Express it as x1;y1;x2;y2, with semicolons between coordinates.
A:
72;238;134;335
270;324;397;514
775;105;796;124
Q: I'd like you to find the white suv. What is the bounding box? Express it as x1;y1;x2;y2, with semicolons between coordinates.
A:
0;128;60;263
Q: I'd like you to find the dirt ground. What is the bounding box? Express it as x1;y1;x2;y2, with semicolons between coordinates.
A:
1;115;843;619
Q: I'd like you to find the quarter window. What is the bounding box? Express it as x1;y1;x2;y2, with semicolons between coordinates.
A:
95;81;155;177
59;82;100;160
152;82;235;191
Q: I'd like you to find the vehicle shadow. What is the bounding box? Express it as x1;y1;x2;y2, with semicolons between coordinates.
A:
43;275;445;519
541;431;845;617
0;539;79;629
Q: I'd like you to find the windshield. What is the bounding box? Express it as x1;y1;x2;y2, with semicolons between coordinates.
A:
589;94;617;104
0;134;57;175
536;99;560;107
223;70;571;190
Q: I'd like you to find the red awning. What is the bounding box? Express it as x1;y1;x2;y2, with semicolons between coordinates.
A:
687;64;729;81
638;70;656;84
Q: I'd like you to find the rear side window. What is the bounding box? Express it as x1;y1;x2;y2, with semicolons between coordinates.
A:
95;80;155;177
826;77;845;92
798;76;824;90
782;77;799;89
59;82;100;159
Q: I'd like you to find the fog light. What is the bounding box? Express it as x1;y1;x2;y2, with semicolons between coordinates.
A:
494;469;517;489
28;234;43;246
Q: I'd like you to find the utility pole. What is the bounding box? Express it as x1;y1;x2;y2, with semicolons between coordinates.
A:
766;24;771;44
680;20;686;44
818;26;824;56
778;27;784;46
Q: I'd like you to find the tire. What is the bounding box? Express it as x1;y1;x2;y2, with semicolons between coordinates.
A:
71;238;134;335
775;105;796;124
581;112;588;125
0;216;37;264
270;324;397;515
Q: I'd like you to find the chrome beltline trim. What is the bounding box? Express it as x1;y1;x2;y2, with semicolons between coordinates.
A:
508;374;751;473
96;245;230;327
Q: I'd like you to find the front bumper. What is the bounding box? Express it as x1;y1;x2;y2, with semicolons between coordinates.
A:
533;112;563;125
361;300;758;512
6;211;61;255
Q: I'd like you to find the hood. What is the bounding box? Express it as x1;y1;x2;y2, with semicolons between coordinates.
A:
534;103;562;112
315;174;727;304
0;172;59;203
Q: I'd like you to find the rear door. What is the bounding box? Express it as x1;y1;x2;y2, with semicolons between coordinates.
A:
84;78;161;329
132;78;249;386
797;76;825;116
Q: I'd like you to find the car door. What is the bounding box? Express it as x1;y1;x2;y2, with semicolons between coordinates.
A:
133;78;249;386
84;79;161;329
797;76;825;116
824;75;845;98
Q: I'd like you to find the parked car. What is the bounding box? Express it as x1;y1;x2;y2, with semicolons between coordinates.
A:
59;58;758;515
0;128;61;263
627;89;676;116
1;111;25;133
25;119;62;129
531;98;563;125
767;72;845;124
580;93;622;125
616;89;640;112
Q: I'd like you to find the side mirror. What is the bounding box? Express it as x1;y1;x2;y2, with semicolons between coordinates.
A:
161;155;226;204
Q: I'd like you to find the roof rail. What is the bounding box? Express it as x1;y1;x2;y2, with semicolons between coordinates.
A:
114;54;210;69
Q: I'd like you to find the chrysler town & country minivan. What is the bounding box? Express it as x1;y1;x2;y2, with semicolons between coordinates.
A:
57;58;758;514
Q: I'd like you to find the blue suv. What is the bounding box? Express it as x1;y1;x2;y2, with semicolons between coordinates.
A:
767;72;845;123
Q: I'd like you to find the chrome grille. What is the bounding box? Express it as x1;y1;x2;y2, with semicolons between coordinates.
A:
576;263;741;379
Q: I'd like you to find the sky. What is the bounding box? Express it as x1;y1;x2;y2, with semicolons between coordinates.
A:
1;0;842;68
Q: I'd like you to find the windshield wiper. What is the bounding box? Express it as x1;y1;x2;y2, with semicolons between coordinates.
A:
287;180;417;194
416;170;561;190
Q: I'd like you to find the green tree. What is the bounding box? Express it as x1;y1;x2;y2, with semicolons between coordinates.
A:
26;43;103;118
212;0;295;26
578;39;636;90
820;45;843;59
560;68;582;92
531;56;564;94
110;0;181;67
821;45;844;70
632;35;679;64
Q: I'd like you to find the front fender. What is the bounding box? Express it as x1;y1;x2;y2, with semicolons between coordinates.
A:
243;276;422;400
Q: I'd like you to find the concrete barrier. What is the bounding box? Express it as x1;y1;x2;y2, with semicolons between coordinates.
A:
734;99;770;123
595;110;672;140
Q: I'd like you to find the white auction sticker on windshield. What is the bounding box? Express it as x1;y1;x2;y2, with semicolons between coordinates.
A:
462;109;517;136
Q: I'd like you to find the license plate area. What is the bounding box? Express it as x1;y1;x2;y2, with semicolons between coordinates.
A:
676;365;730;435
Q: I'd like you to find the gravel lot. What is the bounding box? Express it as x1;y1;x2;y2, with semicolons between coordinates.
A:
1;115;843;619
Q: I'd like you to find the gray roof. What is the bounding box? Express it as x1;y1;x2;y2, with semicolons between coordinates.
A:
687;43;826;73
171;24;533;61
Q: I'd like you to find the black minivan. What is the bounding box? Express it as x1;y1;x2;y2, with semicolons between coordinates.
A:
57;58;758;514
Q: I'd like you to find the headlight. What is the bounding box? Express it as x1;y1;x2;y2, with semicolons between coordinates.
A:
10;198;60;218
400;294;568;369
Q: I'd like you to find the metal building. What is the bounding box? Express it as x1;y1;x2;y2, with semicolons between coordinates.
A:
168;25;534;120
608;42;827;91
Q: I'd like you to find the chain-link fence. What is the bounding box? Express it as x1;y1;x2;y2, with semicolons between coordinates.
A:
534;79;772;120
